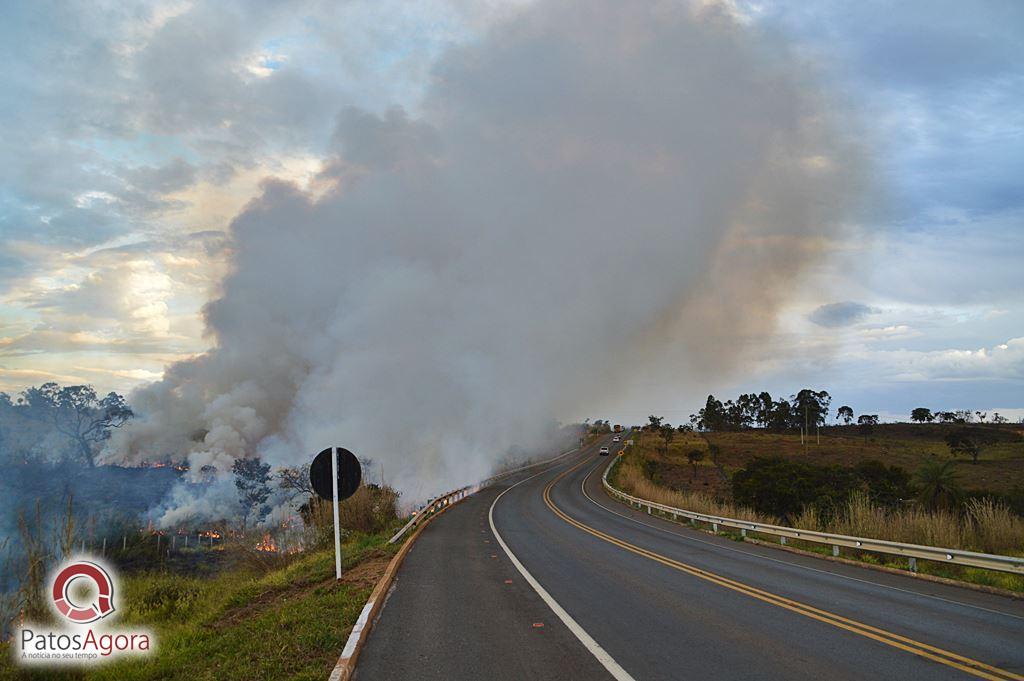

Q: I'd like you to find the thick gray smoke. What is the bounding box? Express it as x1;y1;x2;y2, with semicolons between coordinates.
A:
105;0;864;525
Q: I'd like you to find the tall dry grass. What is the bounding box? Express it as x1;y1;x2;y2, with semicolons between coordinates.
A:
303;485;400;547
614;457;777;525
616;455;1024;556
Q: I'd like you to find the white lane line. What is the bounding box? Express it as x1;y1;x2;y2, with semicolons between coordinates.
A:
578;458;1024;623
489;451;636;681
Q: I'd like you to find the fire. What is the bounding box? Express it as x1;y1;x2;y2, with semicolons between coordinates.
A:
255;534;278;553
199;530;221;539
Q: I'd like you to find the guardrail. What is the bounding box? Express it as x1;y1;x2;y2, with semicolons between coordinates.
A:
602;454;1024;575
389;445;581;544
388;486;474;544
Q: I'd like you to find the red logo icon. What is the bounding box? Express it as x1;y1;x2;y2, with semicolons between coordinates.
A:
51;561;116;624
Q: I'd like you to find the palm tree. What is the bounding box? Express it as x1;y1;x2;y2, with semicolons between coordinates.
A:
915;459;962;511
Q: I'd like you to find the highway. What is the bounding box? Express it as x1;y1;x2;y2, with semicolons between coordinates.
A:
355;435;1024;680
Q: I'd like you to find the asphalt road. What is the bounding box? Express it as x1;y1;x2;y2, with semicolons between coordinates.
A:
355;435;1024;680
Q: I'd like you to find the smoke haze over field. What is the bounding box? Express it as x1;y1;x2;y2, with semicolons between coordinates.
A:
104;0;865;524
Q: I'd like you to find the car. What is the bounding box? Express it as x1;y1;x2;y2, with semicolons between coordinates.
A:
612;436;620;442
599;446;610;455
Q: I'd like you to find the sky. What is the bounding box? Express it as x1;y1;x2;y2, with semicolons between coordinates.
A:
0;0;1021;426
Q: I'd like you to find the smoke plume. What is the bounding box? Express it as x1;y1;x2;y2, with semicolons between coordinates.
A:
105;0;865;523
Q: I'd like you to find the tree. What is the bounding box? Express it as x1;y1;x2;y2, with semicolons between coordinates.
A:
756;392;774;429
731;457;858;521
945;428;994;465
686;449;704;479
853;460;911;508
857;414;878;441
915;459;962;511
233;457;273;532
767;399;793;431
647;415;664;430
277;464;313;501
975;411;987;423
19;383;133;466
992;412;1008;424
837;405;854;425
659;425;674;454
692;395;726;431
791;389;832;429
910;408;934;423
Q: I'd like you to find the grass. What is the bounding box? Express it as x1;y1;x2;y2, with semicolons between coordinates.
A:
0;530;400;681
612;441;1024;593
610;453;776;525
702;423;1024;495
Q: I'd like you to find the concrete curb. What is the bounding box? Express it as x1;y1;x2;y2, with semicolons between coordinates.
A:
328;497;466;681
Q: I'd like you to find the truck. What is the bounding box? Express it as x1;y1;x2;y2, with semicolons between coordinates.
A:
613;424;623;433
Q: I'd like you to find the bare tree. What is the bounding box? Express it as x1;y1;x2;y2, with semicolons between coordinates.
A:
277;464;314;501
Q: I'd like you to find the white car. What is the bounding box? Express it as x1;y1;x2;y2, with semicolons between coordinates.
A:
599;446;610;456
613;436;620;442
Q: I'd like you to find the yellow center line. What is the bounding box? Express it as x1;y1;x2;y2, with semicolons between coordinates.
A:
542;455;1023;681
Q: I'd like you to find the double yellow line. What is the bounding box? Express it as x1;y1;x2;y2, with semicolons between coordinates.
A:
543;456;1022;681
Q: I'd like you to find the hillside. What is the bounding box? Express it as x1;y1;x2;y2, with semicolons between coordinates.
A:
630;423;1024;503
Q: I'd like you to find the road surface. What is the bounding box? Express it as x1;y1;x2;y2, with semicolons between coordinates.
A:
355;435;1024;680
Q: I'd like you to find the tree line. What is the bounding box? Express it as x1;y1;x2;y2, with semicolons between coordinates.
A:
683;389;1019;432
688;389;840;432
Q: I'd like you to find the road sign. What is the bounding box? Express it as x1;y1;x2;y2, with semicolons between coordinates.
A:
310;447;361;501
309;447;362;579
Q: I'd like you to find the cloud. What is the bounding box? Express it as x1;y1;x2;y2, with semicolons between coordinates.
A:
808;301;880;327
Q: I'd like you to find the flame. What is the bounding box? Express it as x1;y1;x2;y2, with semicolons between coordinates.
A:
255;534;278;553
199;530;221;539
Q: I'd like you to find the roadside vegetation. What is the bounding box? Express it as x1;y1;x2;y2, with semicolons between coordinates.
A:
606;392;1024;592
0;486;402;680
0;530;400;681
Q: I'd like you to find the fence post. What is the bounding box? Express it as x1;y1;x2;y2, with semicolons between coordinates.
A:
740;529;747;538
712;523;718;533
908;557;918;573
832;545;840;557
102;537;106;556
123;535;127;551
780;536;787;546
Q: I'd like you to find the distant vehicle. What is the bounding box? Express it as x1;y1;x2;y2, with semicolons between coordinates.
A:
613;424;623;433
612;436;620;442
599;446;610;455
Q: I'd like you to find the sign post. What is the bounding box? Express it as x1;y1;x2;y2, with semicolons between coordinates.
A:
310;447;362;580
331;447;342;580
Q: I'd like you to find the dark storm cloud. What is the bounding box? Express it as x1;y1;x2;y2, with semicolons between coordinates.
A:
809;302;880;328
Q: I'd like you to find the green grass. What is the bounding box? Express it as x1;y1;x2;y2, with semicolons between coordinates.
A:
1;531;399;681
